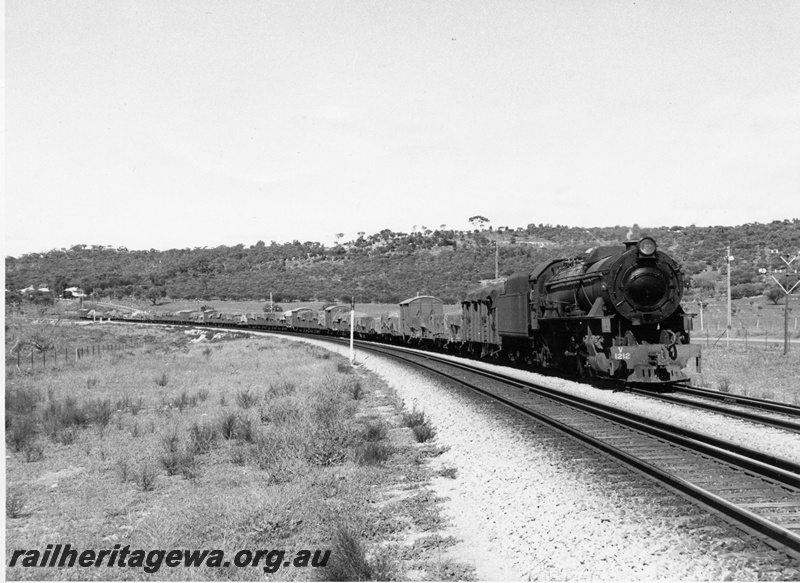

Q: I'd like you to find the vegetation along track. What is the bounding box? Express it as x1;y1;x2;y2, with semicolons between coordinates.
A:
342;338;800;561
108;320;800;560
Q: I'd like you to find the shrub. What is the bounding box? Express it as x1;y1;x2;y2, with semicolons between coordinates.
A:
311;390;347;433
154;373;169;387
161;430;181;454
189;420;219;454
718;377;731;393
307;434;349;467
115;394;131;411
6;488;26;519
6;414;38;452
267;380;296;398
57;428;78;446
234;417;256;443
91;399;114;428
135;463;157;491
230;445;248;466
403;406;436;442
318;528;374;581
251;430;301;482
361;420;388;442
411;424;436;443
267;399;303;426
347;380;364;400
336;362;352;374
116;459;132;482
160;450;196;477
218;412;239;440
23;441;45;462
355;442;393;466
58;396;90;428
236;389;259;409
197;389;209;402
439;466;458;479
6;386;40;415
402;407;427;428
170;391;195;412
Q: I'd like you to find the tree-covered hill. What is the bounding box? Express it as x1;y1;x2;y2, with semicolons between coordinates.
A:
6;220;800;305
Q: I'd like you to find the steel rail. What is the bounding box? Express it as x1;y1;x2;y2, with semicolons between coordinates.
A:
670;383;800;417
623;386;800;433
102;320;800;559
360;344;800;484
350;341;800;559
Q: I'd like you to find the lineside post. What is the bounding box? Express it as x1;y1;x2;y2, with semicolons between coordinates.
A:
350;297;355;363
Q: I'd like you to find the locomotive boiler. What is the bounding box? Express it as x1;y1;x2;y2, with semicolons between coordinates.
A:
496;237;700;383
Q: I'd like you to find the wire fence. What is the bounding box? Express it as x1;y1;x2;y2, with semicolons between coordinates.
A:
9;340;147;371
696;326;800;351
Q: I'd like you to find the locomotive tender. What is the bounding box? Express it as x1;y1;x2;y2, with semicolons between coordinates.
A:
117;237;699;385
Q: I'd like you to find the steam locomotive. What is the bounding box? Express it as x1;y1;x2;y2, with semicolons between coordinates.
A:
484;236;700;383
116;237;700;385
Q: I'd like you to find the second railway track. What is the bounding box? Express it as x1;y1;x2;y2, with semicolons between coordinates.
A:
345;338;800;561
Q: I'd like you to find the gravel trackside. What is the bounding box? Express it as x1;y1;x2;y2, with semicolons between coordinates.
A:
400;347;800;466
270;336;799;580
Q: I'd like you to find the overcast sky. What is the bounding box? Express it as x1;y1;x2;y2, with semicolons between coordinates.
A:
5;1;800;257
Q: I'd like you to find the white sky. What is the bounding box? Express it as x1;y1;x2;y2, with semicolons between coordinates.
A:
5;0;800;257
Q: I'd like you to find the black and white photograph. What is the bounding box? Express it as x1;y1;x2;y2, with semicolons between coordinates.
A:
5;1;800;580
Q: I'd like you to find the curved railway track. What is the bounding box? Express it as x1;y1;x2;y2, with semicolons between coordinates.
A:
343;339;800;561
108;320;800;559
622;384;800;434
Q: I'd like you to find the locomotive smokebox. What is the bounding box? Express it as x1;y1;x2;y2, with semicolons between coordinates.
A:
624;266;669;309
543;238;684;325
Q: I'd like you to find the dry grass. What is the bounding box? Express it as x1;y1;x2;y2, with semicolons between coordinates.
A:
689;344;800;403
5;322;456;580
692;296;800;339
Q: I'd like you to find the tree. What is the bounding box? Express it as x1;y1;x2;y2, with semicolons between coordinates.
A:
469;215;490;229
146;286;166;305
765;286;784;305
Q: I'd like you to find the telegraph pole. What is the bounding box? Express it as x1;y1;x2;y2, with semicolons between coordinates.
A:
495;240;499;279
350;297;355;363
726;245;733;348
759;251;800;356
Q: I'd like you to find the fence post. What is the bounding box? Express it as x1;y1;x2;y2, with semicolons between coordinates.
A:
43;350;46;368
31;351;34;369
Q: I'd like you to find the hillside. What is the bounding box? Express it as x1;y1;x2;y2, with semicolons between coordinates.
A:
6;220;800;305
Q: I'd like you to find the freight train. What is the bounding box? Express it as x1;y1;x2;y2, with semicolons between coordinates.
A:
106;237;700;385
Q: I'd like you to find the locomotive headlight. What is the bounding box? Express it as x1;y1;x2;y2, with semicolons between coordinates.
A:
637;237;657;256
